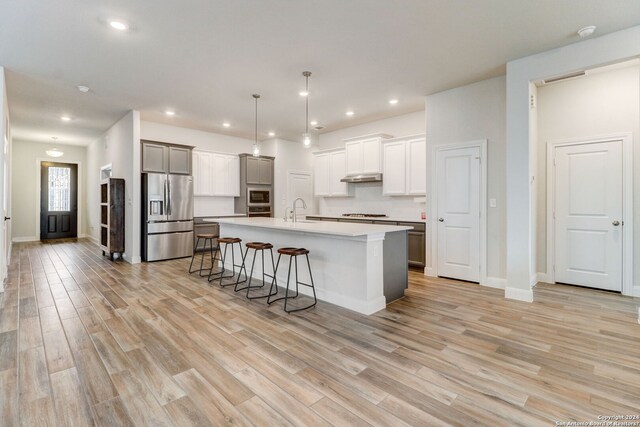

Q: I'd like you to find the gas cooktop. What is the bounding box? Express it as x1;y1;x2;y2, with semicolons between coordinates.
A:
341;213;388;218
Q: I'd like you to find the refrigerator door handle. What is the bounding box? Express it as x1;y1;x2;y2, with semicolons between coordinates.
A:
163;179;168;216
167;177;172;216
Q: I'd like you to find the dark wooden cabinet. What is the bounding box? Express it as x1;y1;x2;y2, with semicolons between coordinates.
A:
100;178;125;260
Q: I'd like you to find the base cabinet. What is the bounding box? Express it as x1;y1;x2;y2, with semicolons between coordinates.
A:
306;216;425;268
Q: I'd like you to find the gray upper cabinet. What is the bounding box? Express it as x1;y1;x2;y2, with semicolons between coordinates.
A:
258;158;272;185
142;142;167;173
246;156;273;185
141;140;193;175
168;146;191;175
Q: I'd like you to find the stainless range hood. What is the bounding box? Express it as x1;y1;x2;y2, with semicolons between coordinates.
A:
340;173;383;183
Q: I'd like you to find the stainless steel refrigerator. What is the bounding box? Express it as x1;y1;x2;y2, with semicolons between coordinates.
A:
142;173;194;261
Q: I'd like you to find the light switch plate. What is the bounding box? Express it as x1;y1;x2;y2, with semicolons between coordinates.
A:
489;198;497;208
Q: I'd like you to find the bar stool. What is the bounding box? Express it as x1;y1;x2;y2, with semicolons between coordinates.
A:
235;242;279;300
268;247;317;313
210;237;246;288
189;234;218;277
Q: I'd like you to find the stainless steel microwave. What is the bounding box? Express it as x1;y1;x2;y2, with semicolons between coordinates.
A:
247;188;271;206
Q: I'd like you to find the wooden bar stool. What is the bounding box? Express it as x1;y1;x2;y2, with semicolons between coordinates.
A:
235;242;278;300
210;237;246;288
268;247;317;313
189;234;218;277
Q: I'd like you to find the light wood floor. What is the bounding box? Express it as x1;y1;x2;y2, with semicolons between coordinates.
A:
1;239;639;426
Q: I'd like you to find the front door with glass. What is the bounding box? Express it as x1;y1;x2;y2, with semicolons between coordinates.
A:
40;162;78;239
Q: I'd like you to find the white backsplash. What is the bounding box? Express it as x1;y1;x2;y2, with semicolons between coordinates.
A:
318;182;425;220
194;196;235;217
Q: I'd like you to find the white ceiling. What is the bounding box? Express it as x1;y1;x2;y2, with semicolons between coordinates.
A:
1;0;639;146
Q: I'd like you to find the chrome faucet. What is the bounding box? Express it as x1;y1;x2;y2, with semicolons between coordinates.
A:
292;198;307;223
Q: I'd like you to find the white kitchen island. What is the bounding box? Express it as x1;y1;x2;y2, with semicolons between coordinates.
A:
210;217;411;315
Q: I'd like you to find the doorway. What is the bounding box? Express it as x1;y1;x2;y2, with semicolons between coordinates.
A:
547;135;632;293
431;140;487;284
40;162;78;240
287;171;313;216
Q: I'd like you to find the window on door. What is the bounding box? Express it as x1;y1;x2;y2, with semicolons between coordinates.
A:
48;167;71;211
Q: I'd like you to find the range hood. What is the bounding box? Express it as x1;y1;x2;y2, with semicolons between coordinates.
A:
340;173;383;183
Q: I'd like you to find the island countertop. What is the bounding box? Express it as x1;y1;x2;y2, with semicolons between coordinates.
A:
210;217;411;237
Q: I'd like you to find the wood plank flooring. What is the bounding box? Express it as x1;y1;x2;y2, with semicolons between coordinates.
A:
1;239;639;426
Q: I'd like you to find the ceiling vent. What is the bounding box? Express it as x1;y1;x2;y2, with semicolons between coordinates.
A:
543;71;586;85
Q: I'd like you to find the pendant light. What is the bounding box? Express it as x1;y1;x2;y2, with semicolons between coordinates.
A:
252;94;260;157
302;71;311;147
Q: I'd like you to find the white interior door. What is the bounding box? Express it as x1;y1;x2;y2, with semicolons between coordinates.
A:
436;146;480;282
554;140;622;291
287;171;313;215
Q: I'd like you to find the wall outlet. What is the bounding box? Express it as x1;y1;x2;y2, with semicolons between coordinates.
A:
489;198;497;208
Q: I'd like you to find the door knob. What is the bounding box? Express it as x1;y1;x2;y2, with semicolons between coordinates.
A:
3;217;9;221
612;220;620;226
438;218;444;222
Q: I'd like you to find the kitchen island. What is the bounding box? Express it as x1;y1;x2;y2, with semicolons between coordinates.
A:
210;217;411;315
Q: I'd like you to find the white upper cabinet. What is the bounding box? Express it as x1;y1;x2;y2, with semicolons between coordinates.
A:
192;150;240;197
382;136;426;196
314;149;352;197
406;137;426;195
314;153;330;196
382;141;406;195
344;134;390;176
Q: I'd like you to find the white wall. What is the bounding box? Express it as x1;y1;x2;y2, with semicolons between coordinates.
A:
0;67;10;290
318;111;425;150
87;111;141;263
261;138;315;219
506;24;640;300
140;121;255;216
11;141;88;240
536;63;640;277
425;75;507;281
316;110;427;220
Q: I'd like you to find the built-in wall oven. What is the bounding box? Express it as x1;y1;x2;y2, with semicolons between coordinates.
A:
247;188;271;207
247;206;271;217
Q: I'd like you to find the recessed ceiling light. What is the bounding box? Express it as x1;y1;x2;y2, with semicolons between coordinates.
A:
299;91;309;97
77;85;90;93
268;132;275;137
109;20;129;31
345;111;354;116
60;116;72;121
222;122;231;128
389;99;399;105
164;111;175;116
310;120;318;126
577;25;596;38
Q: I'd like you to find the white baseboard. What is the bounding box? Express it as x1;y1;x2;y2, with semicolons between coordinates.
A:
12;236;38;243
482;276;506;289
536;272;549;283
505;286;533;302
424;267;437;277
84;235;100;245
